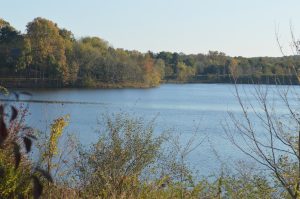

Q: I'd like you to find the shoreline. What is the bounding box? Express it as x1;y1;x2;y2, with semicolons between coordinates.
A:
1;75;299;90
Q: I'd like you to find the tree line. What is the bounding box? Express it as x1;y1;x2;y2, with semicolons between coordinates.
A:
1;17;300;88
0;18;163;88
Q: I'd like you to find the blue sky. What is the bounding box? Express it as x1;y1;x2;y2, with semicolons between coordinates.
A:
2;0;300;57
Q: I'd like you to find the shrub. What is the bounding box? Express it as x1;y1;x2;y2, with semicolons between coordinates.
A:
76;113;165;198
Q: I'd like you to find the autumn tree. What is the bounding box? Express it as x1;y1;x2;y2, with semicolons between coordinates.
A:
0;18;10;28
143;53;155;85
26;17;68;83
59;28;79;84
228;58;239;80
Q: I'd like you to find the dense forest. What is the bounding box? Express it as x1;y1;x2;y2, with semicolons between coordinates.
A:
1;17;300;88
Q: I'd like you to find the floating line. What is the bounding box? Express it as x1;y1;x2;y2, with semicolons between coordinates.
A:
0;98;107;105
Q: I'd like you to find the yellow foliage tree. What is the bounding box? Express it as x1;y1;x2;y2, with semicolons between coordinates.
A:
229;58;239;80
43;115;69;173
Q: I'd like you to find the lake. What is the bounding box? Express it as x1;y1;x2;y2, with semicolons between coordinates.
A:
5;83;299;176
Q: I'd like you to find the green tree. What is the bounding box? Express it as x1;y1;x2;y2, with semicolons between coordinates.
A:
177;62;195;82
154;58;166;80
74;37;109;86
0;20;31;75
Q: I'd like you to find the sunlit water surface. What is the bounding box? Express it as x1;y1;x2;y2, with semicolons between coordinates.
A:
7;83;300;176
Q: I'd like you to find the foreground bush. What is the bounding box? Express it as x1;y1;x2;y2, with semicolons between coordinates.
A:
0;99;53;198
0;143;32;198
76;113;165;198
72;113;277;199
0;108;285;198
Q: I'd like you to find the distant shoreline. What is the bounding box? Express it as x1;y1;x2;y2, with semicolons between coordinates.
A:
1;75;299;90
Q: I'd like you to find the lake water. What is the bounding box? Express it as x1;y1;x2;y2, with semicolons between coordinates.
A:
6;83;299;176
